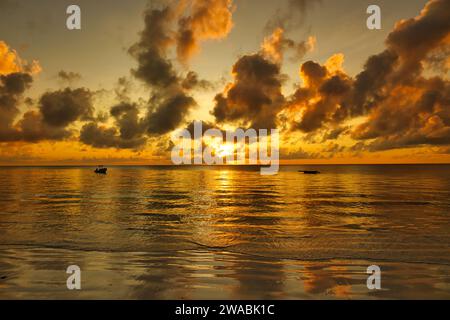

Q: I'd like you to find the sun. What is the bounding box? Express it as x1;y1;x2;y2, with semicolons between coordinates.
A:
216;143;234;158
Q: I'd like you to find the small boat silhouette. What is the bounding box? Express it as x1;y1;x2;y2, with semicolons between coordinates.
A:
298;170;320;174
94;166;107;174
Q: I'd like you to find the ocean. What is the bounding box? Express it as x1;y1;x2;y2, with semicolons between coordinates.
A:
0;165;449;299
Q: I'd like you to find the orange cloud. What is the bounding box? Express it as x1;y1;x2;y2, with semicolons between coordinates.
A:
0;41;41;76
325;53;345;74
0;41;21;75
261;27;315;63
177;0;234;63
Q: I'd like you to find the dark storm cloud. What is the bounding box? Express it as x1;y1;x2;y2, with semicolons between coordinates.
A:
346;50;398;118
128;4;201;135
212;53;285;129
294;101;332;133
80;102;148;150
0;72;32;141
0;73;77;142
129;6;177;88
39;88;94;127
80;123;120;149
0;72;32;95
79;123;147;149
110;102;147;141
18;110;71;142
146;93;197;135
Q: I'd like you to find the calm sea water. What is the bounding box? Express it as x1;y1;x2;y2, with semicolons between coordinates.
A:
0;165;449;299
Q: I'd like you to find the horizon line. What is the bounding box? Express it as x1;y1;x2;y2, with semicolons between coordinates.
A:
1;163;450;167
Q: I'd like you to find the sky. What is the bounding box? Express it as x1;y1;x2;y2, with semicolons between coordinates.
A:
0;0;449;165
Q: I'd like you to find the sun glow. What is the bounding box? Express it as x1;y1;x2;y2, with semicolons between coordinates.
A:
214;142;235;158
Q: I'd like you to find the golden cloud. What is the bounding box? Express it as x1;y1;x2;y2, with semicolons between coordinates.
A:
0;41;41;76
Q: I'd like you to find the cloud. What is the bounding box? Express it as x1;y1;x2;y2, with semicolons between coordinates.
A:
80;102;148;150
211;25;319;131
79;123;147;150
129;5;179;89
79;1;226;148
110;103;146;140
287;55;352;133
2;0;449;161
18;110;72;142
351;78;450;151
0;41;41;76
348;0;450;151
128;4;205;136
0;42;57;143
129;1;234;84
114;76;133;102
57;70;82;83
176;0;234;63
261;27;315;64
425;45;450;75
385;0;450;77
346;50;398;118
0;72;33;141
282;0;450;153
0;41;22;75
321;126;349;142
184;120;226;138
212;53;285;129
39;88;94;127
181;71;214;90
146;93;197;135
280;147;323;160
322;142;345;154
0;72;73;143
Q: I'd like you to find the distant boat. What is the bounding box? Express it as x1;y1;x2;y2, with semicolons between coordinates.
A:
94;166;107;174
298;170;320;174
